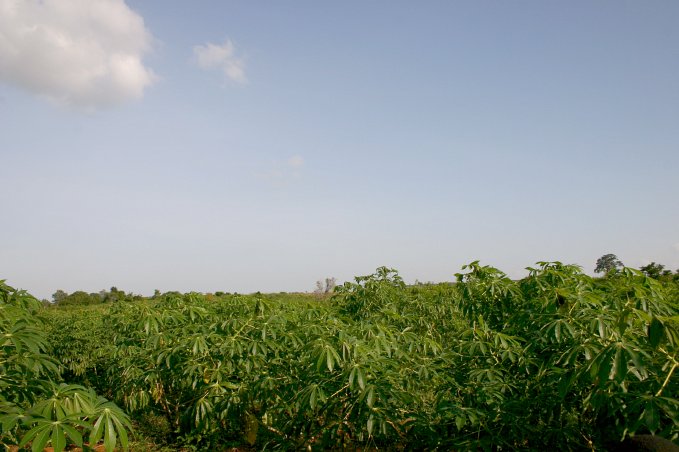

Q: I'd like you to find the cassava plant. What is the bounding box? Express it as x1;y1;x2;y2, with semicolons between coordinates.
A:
0;280;133;452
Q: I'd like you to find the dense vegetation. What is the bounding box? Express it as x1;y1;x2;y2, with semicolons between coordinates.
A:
0;282;131;452
2;261;678;450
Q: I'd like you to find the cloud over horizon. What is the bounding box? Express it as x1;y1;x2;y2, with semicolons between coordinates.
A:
193;39;247;84
0;0;156;109
256;155;305;185
287;155;304;168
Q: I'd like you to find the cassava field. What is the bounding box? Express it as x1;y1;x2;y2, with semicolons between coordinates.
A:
1;262;678;451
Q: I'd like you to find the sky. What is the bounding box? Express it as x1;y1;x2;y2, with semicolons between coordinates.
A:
1;0;678;300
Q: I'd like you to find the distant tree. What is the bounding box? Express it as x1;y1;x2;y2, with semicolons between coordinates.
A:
59;291;100;306
95;286;131;303
52;289;68;304
595;254;624;274
640;262;665;279
107;286;125;303
640;262;676;281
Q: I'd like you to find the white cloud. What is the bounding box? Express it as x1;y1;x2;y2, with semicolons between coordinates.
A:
256;155;305;185
0;0;156;109
673;242;679;253
193;39;247;84
288;155;304;168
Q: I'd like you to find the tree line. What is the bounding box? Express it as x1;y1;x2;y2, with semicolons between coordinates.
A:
595;253;679;281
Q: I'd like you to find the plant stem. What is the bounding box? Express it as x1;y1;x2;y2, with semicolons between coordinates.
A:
655;361;677;397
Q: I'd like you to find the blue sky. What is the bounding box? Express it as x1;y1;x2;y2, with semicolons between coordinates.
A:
1;1;678;299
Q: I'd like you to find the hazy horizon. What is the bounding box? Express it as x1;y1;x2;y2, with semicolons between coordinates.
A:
2;1;678;300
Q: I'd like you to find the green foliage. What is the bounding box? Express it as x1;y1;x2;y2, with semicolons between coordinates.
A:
0;280;132;452
42;307;116;388
57;291;102;307
4;262;679;449
1;281;58;408
51;290;68;304
333;266;407;320
641;262;679;283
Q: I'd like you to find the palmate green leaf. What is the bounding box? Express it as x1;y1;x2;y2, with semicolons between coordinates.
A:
31;426;51;452
105;415;115;452
89;416;115;452
18;421;50;449
655;397;679;427
596;317;606;339
309;385;317;410
0;413;21;432
455;415;465;431
354;383;376;409
0;400;26;428
89;414;106;451
315;348;326;372
641;400;660;433
60;423;83;449
588;346;616;384
88;400;132;452
557;371;576;399
366;414;374;436
327;348;334;372
612;345;628;383
327;345;341;372
18;416;85;452
193;397;213;426
367;386;376;408
648;317;664;348
65;389;95;415
297;382;326;413
357;367;366;390
664;319;679;347
348;366;356;389
30;383;91;421
51;424;66;452
598;349;614;383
